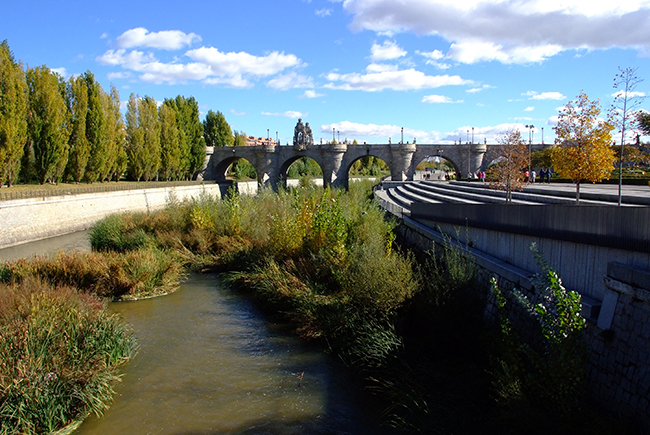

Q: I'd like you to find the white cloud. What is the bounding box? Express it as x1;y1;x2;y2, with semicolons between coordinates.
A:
466;84;494;93
422;94;463;103
342;0;650;64
324;68;472;91
50;67;68;78
365;63;399;72
302;89;325;98
115;27;201;50
524;91;566;100
316;8;332;16
187;47;301;77
262;111;306;119
416;49;451;68
370;40;407;62
230;109;247;116
525;106;535;111
97;45;302;87
266;71;314;90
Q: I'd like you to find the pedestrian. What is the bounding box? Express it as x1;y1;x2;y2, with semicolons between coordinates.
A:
546;168;552;183
524;170;529;183
531;170;536;183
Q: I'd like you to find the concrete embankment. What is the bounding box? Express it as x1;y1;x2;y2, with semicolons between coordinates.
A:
0;182;257;250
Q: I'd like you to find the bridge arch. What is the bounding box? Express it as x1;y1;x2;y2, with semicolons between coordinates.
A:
279;155;324;187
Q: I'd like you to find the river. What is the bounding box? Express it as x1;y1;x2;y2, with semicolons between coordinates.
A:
0;232;385;434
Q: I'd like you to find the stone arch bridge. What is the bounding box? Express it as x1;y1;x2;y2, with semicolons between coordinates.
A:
203;142;550;188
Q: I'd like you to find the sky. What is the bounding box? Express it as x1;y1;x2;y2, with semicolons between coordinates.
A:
4;0;650;146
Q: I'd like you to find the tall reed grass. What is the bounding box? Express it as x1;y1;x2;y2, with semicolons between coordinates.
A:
0;277;137;434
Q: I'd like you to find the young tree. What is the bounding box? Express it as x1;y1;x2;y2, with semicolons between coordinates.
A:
159;103;181;180
203;109;233;147
552;92;615;203
65;75;89;182
612;67;645;205
26;65;70;184
0;40;28;187
488;128;529;203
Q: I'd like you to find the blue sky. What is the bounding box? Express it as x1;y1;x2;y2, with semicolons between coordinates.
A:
4;0;650;145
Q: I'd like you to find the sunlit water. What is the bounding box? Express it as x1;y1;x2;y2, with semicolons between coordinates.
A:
0;233;384;434
76;274;381;434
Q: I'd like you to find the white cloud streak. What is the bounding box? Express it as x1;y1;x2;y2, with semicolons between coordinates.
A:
115;27;201;50
324;68;472;91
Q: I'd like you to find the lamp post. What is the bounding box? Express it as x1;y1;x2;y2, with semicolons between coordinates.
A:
332;127;335;143
525;124;535;182
401;127;404;144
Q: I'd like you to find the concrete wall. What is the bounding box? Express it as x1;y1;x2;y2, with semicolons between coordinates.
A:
0;183;229;249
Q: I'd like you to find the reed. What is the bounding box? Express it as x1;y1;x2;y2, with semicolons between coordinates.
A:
0;277;137;434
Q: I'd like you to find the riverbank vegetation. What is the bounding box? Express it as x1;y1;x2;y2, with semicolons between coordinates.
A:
0;181;634;434
0;278;137;434
82;181;629;434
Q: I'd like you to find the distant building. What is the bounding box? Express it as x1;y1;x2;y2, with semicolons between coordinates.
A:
245;136;279;146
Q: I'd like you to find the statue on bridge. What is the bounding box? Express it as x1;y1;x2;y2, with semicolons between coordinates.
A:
293;118;313;150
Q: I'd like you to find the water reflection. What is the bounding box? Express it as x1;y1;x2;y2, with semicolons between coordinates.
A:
76;273;381;434
0;230;91;261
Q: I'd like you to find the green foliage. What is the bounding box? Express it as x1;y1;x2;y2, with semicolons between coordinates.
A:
490;244;587;416
64;75;90;182
287;157;322;178
0;278;137;434
26;65;70;184
0;40;29;187
82;71;109;183
203;109;233;147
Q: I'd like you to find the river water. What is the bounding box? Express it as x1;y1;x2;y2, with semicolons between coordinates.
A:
1;232;384;434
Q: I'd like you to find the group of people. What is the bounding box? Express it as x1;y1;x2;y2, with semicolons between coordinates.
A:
524;168;552;183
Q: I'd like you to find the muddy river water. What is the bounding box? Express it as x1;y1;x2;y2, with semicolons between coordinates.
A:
1;232;384;434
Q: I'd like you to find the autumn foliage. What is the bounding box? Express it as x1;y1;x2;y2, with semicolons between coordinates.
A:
552;92;615;202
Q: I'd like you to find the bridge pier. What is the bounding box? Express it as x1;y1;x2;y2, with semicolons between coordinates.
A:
390;143;417;181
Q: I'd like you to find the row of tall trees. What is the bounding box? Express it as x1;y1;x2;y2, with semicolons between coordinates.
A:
0;41;207;186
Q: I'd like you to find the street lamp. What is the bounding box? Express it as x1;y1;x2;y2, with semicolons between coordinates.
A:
525;124;535;182
332;127;335;143
401;127;404;144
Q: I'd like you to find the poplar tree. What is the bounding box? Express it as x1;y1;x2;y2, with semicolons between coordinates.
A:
159;103;181;180
83;71;109;182
65;75;89;182
140;96;161;181
102;84;126;181
0;40;28;187
203;110;233;147
26;65;70;184
125;93;145;181
165;96;205;179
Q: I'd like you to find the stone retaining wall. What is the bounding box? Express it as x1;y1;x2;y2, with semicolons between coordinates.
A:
0;183;232;249
386;201;650;430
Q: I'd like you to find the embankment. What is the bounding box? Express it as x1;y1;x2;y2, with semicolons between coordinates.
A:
0;182;258;249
